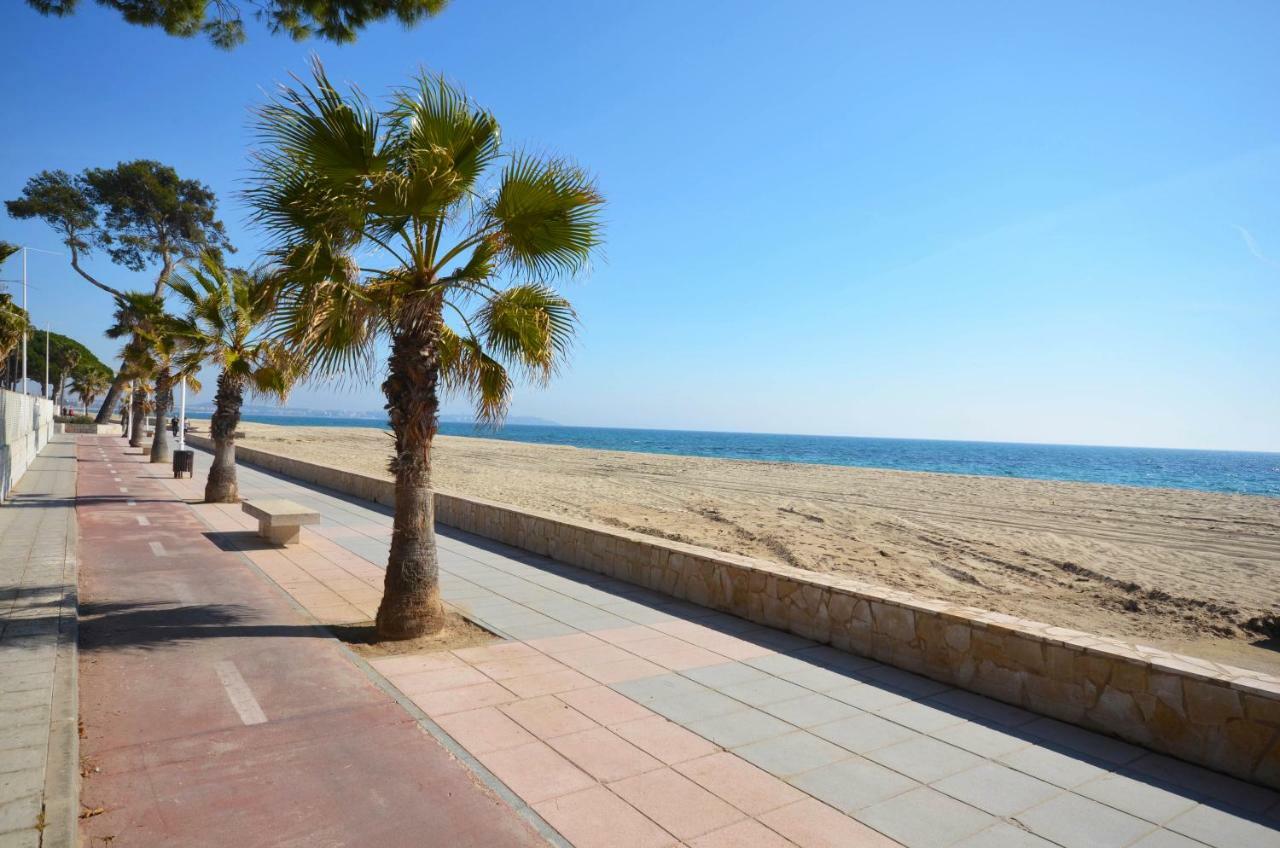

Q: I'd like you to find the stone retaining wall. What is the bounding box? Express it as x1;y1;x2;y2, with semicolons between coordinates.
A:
189;434;1280;788
61;423;117;435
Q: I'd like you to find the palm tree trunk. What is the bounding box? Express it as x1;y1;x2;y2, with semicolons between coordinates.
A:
204;371;243;503
129;384;147;449
150;370;173;463
375;316;446;640
96;371;128;425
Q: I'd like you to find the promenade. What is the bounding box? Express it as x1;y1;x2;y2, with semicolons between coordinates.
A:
0;437;77;848
4;433;1280;847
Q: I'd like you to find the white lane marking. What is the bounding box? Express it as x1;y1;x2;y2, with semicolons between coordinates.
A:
136;515;150;526
119;487;129;493
214;661;267;726
126;499;136;507
149;541;167;557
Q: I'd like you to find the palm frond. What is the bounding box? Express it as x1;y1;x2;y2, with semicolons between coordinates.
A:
473;283;577;383
484;153;604;278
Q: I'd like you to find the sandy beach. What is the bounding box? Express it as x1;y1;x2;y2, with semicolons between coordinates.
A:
222;421;1280;674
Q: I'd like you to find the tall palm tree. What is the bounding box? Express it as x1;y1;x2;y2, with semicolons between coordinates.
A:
168;254;296;502
247;61;603;639
146;332;203;463
106;292;164;449
106;291;201;462
71;368;111;415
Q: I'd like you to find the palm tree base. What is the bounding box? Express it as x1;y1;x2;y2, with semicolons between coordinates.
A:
374;588;445;641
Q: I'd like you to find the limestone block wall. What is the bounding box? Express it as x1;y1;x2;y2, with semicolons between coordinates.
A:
189;435;1280;788
0;389;54;502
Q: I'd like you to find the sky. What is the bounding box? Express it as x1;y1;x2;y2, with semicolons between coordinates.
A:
1;0;1278;451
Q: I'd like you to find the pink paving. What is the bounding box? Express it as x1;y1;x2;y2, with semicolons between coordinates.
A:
74;437;545;847
369;635;899;848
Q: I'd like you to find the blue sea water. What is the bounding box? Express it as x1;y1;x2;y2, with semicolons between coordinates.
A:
237;415;1280;497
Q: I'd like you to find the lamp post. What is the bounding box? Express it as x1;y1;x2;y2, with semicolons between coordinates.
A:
44;324;50;401
178;376;187;451
21;249;27;396
4;246;64;397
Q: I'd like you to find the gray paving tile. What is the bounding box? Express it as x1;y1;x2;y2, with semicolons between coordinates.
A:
745;653;862;691
874;699;966;734
1165;804;1280;848
786;645;880;672
1015;793;1157;848
933;762;1062;817
759;693;861;728
925;689;1037;727
0;792;42;833
680;662;769;689
865;736;983;783
0;769;43;805
858;786;995;848
811;711;917;754
1021;717;1144;766
789;756;918;813
734;731;851;778
1075;772;1199;824
1128;753;1280;814
1128;829;1216;847
860;666;951;698
826;682;912;711
932;720;1032;759
649;690;748;724
686;708;794;748
952;823;1059;848
998;743;1111;789
612;673;706;704
749;630;816;652
718;676;811;707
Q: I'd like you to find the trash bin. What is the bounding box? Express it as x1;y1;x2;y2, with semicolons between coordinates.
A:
173;449;195;479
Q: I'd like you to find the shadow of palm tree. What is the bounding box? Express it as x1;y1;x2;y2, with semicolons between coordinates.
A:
71;599;334;653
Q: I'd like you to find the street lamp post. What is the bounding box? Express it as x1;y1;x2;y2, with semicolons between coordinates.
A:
21;249;27;396
178;377;187;451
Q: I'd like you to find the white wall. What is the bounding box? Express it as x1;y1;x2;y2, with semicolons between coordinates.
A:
0;388;55;502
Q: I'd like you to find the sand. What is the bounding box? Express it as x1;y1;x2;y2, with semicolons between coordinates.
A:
222;421;1280;674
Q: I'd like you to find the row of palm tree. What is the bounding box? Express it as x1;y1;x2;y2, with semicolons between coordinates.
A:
96;60;604;641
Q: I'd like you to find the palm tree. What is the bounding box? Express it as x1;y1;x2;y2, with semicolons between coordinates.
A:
168;254;296;502
106;291;201;461
106;292;164;449
146;331;203;463
247;61;603;639
71;369;111;415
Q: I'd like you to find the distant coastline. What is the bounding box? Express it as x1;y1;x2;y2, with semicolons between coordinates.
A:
229;413;1280;497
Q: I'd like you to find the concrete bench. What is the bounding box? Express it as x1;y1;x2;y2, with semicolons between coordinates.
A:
241;499;320;546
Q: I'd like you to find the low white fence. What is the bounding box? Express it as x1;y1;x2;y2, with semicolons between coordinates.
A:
0;389;55;502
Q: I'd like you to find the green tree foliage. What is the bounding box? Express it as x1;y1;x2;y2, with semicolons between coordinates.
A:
26;330;114;399
6;161;232;298
6;160;231;421
26;0;448;49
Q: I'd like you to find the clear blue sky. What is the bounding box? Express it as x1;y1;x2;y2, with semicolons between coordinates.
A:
2;1;1278;451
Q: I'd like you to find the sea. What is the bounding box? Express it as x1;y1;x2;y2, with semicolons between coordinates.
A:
233;415;1280;498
